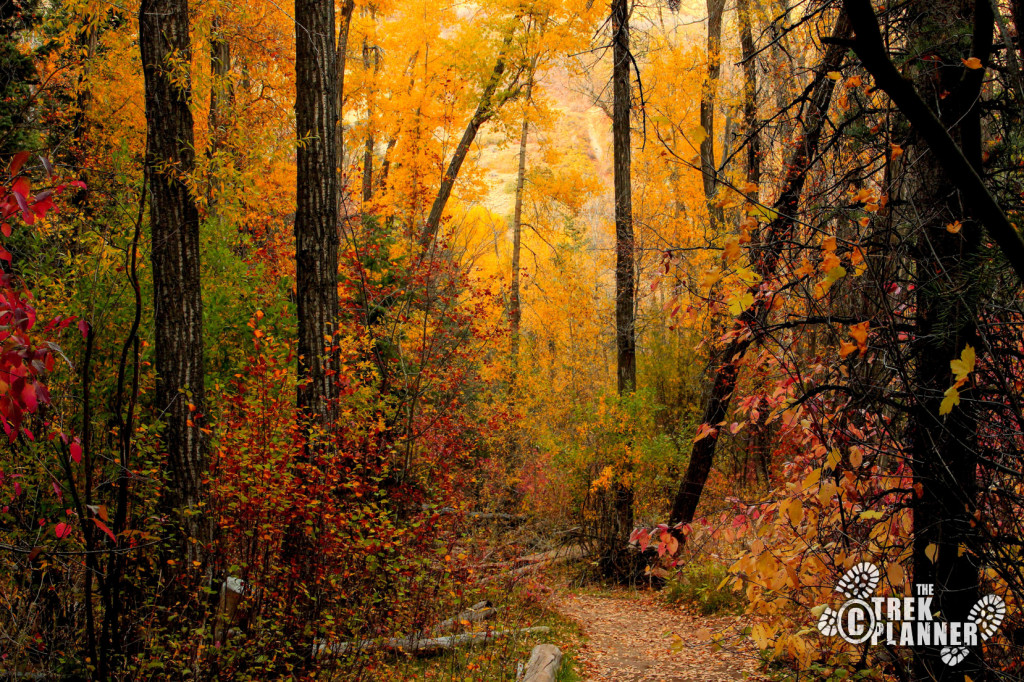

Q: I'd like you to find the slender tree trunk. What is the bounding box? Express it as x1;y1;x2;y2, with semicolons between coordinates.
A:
668;14;851;528
138;0;206;554
608;0;635;575
362;30;379;204
208;16;231;215
510;71;535;375
295;0;339;424
336;0;355;183
738;0;759;198
420;41;512;250
612;0;635;395
843;0;989;675
700;0;726;229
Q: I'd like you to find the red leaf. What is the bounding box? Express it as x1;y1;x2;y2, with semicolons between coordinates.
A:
78;319;90;341
1;223;10;237
9;152;29;176
54;522;72;539
70;441;82;463
93;517;116;542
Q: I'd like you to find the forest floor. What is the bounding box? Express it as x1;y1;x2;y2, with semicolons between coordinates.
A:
554;588;767;681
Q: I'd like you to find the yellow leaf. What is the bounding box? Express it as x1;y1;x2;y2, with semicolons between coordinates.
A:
891;143;904;158
850;321;870;350
940;385;960;415
950;344;976;381
925;543;939;563
946;220;962;234
826;448;842;471
785;498;804;526
723;237;741;263
887;562;904;586
691;126;708;145
827;71;842;81
963;57;983;70
849;446;864;468
839;340;858;358
729;292;755;317
699;266;723;288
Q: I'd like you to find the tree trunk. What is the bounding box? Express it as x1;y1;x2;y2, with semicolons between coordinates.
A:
295;0;339;424
843;0;990;675
208;15;231;215
737;0;759;198
138;0;206;551
608;0;635;576
361;30;379;204
335;0;355;188
420;40;513;250
668;13;851;528
509;71;534;375
700;0;726;230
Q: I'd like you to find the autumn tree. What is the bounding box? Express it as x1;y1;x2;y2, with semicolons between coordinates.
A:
294;0;339;424
139;0;207;551
607;0;636;574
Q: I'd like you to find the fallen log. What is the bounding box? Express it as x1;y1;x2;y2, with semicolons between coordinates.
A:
517;643;563;682
478;545;587;584
431;600;497;634
315;626;551;657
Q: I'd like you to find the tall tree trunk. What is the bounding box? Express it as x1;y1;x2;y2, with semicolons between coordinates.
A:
207;16;231;215
843;0;991;675
608;0;635;575
295;0;339;424
738;0;759;199
668;14;851;528
362;29;379;204
336;0;355;173
139;0;206;553
509;69;535;377
420;40;513;251
700;0;726;229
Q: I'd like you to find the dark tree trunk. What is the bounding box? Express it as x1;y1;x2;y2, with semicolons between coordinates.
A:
668;14;851;528
612;0;635;396
362;33;379;204
139;0;206;549
738;0;759;198
420;42;512;250
295;0;339;424
700;0;726;229
336;0;355;181
843;0;992;675
510;70;534;376
608;0;635;576
208;15;231;215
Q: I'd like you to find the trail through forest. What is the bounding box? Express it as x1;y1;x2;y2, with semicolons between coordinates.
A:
555;590;766;681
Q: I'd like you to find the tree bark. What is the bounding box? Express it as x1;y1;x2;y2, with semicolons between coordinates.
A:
700;0;726;229
737;0;759;198
612;0;635;395
420;41;513;250
335;0;355;188
843;0;991;675
138;0;206;549
510;71;534;375
668;13;851;528
608;0;636;576
361;30;379;204
295;0;339;423
207;15;231;215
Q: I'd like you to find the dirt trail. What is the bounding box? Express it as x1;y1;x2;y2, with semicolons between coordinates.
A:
555;590;766;681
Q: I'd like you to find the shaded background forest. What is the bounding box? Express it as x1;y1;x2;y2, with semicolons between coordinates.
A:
3;0;1024;678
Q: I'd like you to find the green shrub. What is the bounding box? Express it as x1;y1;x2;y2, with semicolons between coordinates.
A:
664;561;744;615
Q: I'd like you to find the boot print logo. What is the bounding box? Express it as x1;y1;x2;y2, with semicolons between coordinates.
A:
815;562;1006;666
